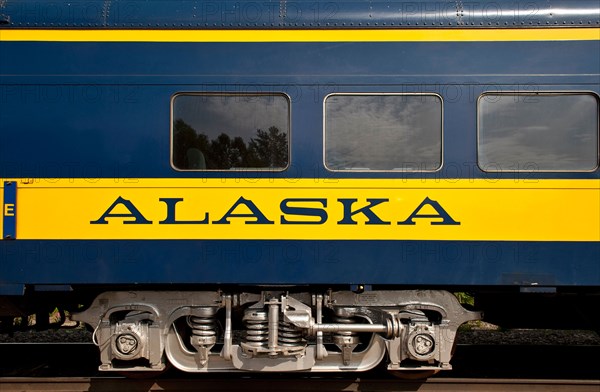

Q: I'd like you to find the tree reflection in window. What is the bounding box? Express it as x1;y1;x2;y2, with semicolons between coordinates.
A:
172;94;289;170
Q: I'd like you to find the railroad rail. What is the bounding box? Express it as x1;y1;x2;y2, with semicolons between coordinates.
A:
3;342;600;379
0;377;599;392
2;341;598;392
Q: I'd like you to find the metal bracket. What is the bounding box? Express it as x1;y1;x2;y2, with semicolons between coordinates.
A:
3;181;16;240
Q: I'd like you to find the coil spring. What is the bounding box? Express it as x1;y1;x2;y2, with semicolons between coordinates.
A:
278;321;305;347
332;315;359;339
243;310;269;347
189;313;217;339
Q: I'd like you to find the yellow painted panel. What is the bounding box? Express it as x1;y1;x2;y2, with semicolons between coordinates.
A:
1;28;599;42
5;178;600;241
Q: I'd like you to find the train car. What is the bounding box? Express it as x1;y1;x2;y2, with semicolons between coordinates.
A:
0;0;599;375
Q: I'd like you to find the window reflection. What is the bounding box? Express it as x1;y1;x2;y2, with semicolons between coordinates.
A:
324;94;442;171
478;93;599;172
172;94;289;170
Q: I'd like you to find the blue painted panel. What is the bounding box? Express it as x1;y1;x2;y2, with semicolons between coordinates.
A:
1;0;598;28
0;240;598;286
0;284;24;295
0;41;598;179
1;41;599;77
0;83;598;180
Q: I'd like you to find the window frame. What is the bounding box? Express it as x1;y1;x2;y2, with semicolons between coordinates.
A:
476;91;600;173
322;92;444;173
170;92;292;172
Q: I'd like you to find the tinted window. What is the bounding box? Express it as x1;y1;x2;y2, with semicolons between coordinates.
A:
324;94;442;171
478;93;599;172
171;94;290;171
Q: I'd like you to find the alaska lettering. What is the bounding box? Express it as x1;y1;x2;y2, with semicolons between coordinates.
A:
91;196;460;226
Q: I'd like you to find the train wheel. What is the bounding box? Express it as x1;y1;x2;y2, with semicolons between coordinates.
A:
388;369;439;380
117;362;172;379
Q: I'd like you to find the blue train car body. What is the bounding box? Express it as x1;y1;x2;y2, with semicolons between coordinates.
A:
0;0;598;374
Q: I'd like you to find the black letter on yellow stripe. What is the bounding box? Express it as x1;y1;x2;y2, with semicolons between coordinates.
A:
280;198;328;224
398;197;460;226
213;196;274;225
159;198;209;224
90;196;152;225
337;199;390;225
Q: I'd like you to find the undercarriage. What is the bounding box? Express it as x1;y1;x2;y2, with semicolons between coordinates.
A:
73;290;481;373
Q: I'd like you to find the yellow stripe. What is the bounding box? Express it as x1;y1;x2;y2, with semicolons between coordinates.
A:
2;178;599;241
1;28;599;42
